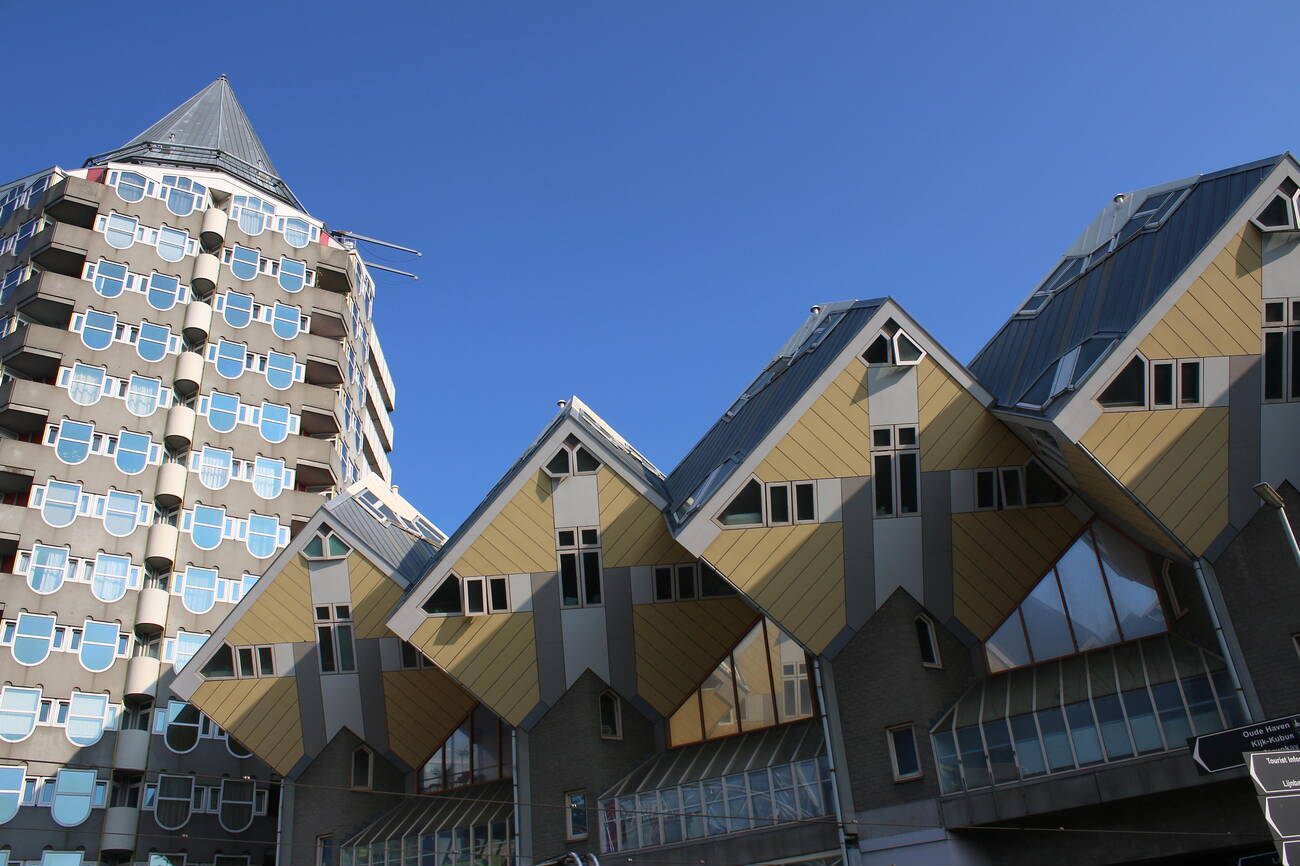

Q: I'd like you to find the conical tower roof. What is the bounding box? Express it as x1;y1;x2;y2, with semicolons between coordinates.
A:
85;75;302;209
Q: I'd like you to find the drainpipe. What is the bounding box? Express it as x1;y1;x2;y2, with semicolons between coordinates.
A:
1193;559;1261;720
512;730;523;866
277;779;292;866
812;658;851;866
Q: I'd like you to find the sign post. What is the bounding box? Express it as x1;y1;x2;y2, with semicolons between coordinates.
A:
1249;749;1300;865
1190;716;1300;774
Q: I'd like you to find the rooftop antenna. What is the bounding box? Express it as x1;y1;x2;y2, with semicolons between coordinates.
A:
330;229;422;281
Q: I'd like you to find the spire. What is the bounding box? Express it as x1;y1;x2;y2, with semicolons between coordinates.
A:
85;76;302;210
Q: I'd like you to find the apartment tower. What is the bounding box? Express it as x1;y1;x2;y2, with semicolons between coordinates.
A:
0;77;398;866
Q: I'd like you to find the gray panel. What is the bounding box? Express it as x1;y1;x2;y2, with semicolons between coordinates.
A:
920;471;954;622
355;639;389;756
842;475;875;631
603;566;638;699
326;496;440;586
531;571;567;703
1228;355;1262;531
294;642;327;760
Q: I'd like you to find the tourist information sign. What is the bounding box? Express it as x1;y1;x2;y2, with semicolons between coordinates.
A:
1191;715;1300;774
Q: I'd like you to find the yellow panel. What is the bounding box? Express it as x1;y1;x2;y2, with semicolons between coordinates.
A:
1139;227;1261;360
192;677;302;775
226;556;315;646
632;599;758;715
951;506;1085;639
598;468;692;567
703;523;845;653
382;669;478;769
918;358;1029;471
1080;407;1229;556
454;471;555;576
755;365;872;482
347;551;404;639
408;611;539;727
1059;440;1181;559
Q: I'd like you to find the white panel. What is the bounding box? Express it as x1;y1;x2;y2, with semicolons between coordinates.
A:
272;643;296;676
560;606;609;688
308;559;351;606
629;566;653;605
1203;356;1230;407
872;515;924;609
510;573;534;612
867;366;919;426
1262;403;1300;487
816;478;843;522
377;637;402;671
320;673;365;743
552;474;600;529
1263;234;1300;299
949;470;975;514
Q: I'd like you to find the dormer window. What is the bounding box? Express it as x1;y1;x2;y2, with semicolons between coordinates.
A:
302;527;350;561
861;325;926;367
544;436;601;479
1253;190;1296;231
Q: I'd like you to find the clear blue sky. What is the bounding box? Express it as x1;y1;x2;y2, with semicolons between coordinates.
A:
8;1;1300;531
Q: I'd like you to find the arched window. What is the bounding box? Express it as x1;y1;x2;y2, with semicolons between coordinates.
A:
125;376;162;417
12;613;56;665
136;322;173;363
91;554;130;603
247;514;282;559
28;545;69;594
103;213;138;249
190;505;227;550
103;491;143;537
279;257;306;292
113;171;147;202
218;779;256;832
265;351;297;390
67;363;106;406
164;702;201;753
40;481;82;527
259;403;292;443
114;431;153;475
234;195;274;236
51;768;97;827
163;175;205;216
351;747;373;790
198;447;234;490
156;226;189;263
154;774;194;829
227;736;254;759
79;621;121;672
92;260;127;297
915;616;942;668
230;244;260;280
0;762;24;823
65;692;110;746
207;392;240;433
80;309;116;350
271;303;301;339
252;457;286;499
181;567;218;614
52;420;93;464
599;691;622;740
282;217;310;248
214;340;248;379
0;687;41;742
146;273;181;310
222;291;254;328
171;631;208;671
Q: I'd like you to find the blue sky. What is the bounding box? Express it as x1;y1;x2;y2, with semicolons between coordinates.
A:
9;1;1300;531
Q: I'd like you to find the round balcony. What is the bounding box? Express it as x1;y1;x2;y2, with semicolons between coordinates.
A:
200;207;228;251
123;656;160;700
164;403;196;449
174;350;204;394
100;805;140;852
144;522;178;569
155;461;187;507
112;727;150;772
182;299;213;343
135;586;169;634
192;251;220;295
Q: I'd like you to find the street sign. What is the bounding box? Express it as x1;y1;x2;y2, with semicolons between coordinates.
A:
1252;751;1300;795
1191;715;1300;773
1285;841;1300;866
1265;794;1300;839
1249;750;1300;865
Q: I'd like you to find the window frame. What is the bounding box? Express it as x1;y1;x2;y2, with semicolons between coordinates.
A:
599;691;623;741
887;724;923;782
564;789;589;841
915;615;942;669
351;746;373;790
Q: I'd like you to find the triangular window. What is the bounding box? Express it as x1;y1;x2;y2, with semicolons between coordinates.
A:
717;478;763;527
984;523;1166;673
1098;356;1146;407
422;574;462;615
1253;191;1295;232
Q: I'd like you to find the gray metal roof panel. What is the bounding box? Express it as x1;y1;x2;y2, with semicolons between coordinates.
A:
664;300;883;522
84;76;302;209
969;155;1281;408
323;494;441;588
341;780;513;846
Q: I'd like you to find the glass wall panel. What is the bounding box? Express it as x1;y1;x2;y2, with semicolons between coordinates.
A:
733;624;776;732
1092;694;1133;760
1063;701;1104;766
1181;674;1222;735
701;668;739;739
986;614;1031;672
982;718;1019;783
1008;713;1046;777
1054;534;1121;650
1093;523;1166;640
1150;682;1192;747
1022;576;1075;662
955;725;990;788
1036;706;1075;771
932;730;961;793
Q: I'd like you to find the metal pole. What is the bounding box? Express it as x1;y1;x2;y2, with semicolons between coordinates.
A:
332;230;422;256
1193;559;1255;720
812;658;852;866
1275;506;1300;571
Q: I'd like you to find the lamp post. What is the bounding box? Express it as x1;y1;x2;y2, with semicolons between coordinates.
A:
1253;482;1300;570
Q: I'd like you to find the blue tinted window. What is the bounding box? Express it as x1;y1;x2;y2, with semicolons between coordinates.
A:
125;376;161;417
115;171;146;202
247;514;281;559
91;554;130;603
104;213;137;249
197;447;233;490
191;505;225;550
65;694;109;748
54;420;93;464
12;613;55;665
93;261;127;297
67;364;105;406
0;762;23;822
137;322;171;363
51;768;96;827
266;351;296;390
28;545;68;593
260;402;291;443
272;303;301;339
81;310;116;350
230;245;259;280
173;632;207;671
279;257;306;292
115;431;151;475
283;217;310;248
207;392;240;433
0;687;40;742
164;176;203;216
253;457;285;499
104;491;142;537
215;340;247;379
41;481;81;527
80;621;120;673
147;273;180;310
157;227;188;262
181;567;217;614
223;292;254;328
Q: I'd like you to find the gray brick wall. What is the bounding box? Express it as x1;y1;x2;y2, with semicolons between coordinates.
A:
830;588;977;812
525;670;656;862
289;730;407;866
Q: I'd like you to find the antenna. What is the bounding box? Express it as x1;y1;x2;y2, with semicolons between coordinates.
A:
331;229;422;256
361;260;420;280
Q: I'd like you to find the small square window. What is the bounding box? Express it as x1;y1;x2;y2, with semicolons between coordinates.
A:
676;564;698;599
896;426;917;447
768;484;791;525
872;428;892;449
793;482;816;523
888;724;922;781
334;605;350;620
975;469;997;511
653;566;674;602
314;606;330;621
580;528;599;546
557;529;576;548
1265;301;1287;324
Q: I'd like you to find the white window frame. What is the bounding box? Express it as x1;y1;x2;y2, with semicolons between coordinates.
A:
915;615;942;669
564;789;589;841
871;425;920;519
887;723;923;782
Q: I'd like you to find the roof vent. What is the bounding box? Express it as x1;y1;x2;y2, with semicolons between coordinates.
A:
1112;193;1127;204
810;305;822;315
556;399;567;409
